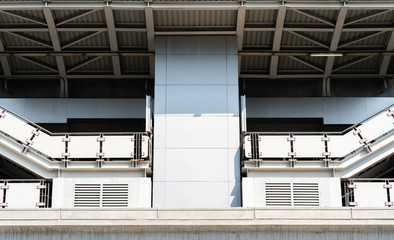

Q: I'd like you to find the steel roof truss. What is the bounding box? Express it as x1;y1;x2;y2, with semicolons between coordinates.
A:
104;6;121;78
332;56;374;72
0;10;47;26
61;31;103;49
344;9;393;26
339;31;388;48
66;56;102;73
56;9;99;27
16;56;57;72
6;32;52;48
269;6;286;79
288;56;324;73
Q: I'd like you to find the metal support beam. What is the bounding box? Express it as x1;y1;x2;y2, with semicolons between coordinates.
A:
0;34;11;77
344;9;393;26
62;31;103;49
269;5;286;79
323;7;348;96
66;56;102;73
288;56;324;73
104;6;121;78
287;31;330;49
379;30;394;76
56;9;98;26
16;56;58;72
289;9;335;26
332;56;374;72
0;10;47;26
338;31;387;48
43;7;68;97
145;5;155;78
5;32;52;48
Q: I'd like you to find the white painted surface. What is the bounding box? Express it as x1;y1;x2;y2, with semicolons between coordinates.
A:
242;177;342;207
68;136;99;158
354;182;388;207
247;97;393;124
102;136;134;158
0;113;35;143
6;183;40;208
153;36;240;208
0;98;145;123
32;134;64;159
293;136;325;158
52;178;151;208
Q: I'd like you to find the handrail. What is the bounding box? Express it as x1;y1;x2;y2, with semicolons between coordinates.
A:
247;103;394;135
0;104;147;136
244;103;394;161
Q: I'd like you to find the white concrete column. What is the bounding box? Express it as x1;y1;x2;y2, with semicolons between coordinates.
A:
153;36;240;208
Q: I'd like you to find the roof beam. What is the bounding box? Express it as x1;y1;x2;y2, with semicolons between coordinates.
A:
269;5;286;79
43;7;67;94
236;5;246;78
61;31;103;49
288;56;324;73
239;73;383;79
338;31;387;48
323;7;348;96
344;9;392;26
332;56;374;72
16;56;58;72
0;10;47;26
379;30;394;76
104;6;121;78
5;32;52;48
66;56;102;73
287;31;330;49
56;9;98;26
145;5;155;78
0;34;11;77
289;9;335;27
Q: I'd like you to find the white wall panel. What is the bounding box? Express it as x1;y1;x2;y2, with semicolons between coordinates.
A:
68;136;99;158
293;136;325;158
226;55;238;84
227;85;240;116
166;36;227;55
328;133;362;158
0;99;145;124
228;117;240;149
102;136;134;158
0;113;35;143
247;97;393;125
166;85;228;115
155;55;167;84
6;183;40;208
164;182;229;208
167;55;227;85
165;117;228;149
164;149;229;182
259;136;290;158
33;134;64;159
354;182;388;207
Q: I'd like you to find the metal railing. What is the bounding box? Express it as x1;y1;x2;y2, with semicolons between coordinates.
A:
343;178;393;207
0;179;51;208
0;105;151;162
244;104;394;161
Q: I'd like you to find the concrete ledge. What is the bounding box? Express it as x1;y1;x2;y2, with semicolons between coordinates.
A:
0;209;60;220
158;208;254;220
352;208;394;219
60;209;157;220
255;208;352;220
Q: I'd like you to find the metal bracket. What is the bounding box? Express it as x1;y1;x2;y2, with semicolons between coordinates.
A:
387;111;394;117
1;185;9;189
26;139;34;145
0;203;8;207
96;152;105;157
37;185;46;189
97;137;105;142
36;202;46;207
359;138;368;144
288;152;296;156
31;130;40;136
321;137;330;141
385;202;393;206
0;112;6;118
384;184;392;189
62;152;70;157
348;184;357;189
62;138;71;142
349;202;358;206
353;129;361;135
322;152;331;156
287;137;296;141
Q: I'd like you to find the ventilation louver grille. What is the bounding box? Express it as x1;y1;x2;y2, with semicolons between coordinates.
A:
293;183;319;206
265;183;292;206
74;184;101;207
265;182;320;207
74;183;128;208
102;184;128;207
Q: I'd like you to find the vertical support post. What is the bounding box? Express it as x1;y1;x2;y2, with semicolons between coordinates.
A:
240;95;247;133
145;95;152;133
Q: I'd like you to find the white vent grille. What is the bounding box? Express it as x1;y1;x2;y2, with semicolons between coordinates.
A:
293;183;319;206
74;184;101;207
74;183;128;208
265;182;320;207
102;184;128;207
265;183;292;206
